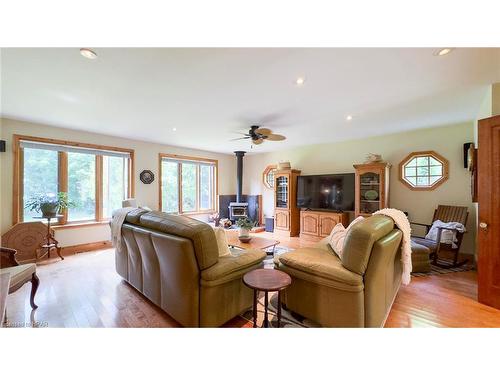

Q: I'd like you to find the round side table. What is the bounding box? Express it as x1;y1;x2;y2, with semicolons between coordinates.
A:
243;268;292;328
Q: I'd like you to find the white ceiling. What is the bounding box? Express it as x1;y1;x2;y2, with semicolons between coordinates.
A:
1;48;499;154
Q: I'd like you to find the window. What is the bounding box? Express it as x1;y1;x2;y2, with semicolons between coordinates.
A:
262;165;277;189
399;151;449;190
159;154;217;214
14;135;134;225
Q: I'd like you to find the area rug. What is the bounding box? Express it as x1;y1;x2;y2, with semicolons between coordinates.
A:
411;258;475;277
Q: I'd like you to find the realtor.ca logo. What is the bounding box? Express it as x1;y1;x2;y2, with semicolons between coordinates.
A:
3;320;49;328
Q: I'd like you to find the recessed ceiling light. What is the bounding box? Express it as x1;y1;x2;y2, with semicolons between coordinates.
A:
80;48;97;59
172;127;177;131
346;115;353;121
295;77;305;86
435;48;453;56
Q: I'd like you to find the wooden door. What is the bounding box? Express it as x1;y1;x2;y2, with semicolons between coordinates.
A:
301;212;319;236
319;214;339;237
275;210;290;231
478;115;500;309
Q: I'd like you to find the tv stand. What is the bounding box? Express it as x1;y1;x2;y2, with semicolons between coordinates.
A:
299;210;349;241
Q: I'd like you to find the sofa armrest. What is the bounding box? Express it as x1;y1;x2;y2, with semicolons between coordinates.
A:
201;249;266;284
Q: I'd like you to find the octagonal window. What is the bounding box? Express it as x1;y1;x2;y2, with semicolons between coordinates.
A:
399;151;449;190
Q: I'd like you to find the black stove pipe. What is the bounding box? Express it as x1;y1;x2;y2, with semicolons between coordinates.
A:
234;151;245;203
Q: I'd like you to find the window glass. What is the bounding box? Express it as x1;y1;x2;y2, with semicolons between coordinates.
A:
68;152;96;221
401;152;446;189
161;160;179;213
181;162;197;212
199;164;213;210
23;148;59;221
103;156;129;218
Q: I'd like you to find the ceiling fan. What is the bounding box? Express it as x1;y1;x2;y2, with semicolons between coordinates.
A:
231;125;286;145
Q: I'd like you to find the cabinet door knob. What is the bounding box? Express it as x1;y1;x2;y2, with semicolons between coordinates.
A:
479;222;488;229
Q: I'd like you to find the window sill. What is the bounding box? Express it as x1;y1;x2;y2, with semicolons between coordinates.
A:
52;220;110;230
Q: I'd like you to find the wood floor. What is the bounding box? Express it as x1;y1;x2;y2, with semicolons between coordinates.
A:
4;232;500;328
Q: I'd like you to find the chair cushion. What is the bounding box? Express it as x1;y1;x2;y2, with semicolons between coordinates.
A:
201;248;266;283
411;237;437;251
279;247;363;287
0;263;36;291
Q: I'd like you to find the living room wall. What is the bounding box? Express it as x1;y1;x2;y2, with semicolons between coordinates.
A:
0;117;236;247
243;122;477;254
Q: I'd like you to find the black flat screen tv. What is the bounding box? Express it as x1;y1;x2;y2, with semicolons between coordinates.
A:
297;173;355;211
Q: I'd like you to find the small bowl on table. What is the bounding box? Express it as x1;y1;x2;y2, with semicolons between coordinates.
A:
238;236;252;243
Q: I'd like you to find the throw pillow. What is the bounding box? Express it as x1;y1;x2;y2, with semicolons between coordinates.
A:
327;216;365;258
213;227;231;257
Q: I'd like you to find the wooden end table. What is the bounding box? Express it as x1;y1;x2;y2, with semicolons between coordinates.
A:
243;269;292;328
34;214;64;260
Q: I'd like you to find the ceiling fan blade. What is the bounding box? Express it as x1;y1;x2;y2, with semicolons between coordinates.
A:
265;134;286;141
255;127;272;136
252;138;264;145
230;136;250;141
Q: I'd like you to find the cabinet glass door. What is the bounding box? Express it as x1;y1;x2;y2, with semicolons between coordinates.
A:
276;176;288;208
359;172;380;214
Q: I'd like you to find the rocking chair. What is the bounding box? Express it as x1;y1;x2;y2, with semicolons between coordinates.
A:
411;205;469;268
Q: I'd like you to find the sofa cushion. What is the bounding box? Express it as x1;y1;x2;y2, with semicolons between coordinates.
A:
213;227;231;257
137;211;219;270
0;263;36;290
341;215;394;275
279;247;363;288
125;208;150;224
201;248;266;285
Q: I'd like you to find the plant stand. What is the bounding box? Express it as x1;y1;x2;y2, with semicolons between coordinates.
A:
34;215;64;261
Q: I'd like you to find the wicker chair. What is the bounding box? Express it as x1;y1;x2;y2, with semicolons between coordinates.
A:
411;205;469;268
0;247;39;309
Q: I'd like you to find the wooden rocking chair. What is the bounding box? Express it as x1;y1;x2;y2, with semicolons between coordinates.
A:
411;205;469;268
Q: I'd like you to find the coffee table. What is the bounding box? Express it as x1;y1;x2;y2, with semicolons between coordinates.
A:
243;269;292;328
225;231;279;254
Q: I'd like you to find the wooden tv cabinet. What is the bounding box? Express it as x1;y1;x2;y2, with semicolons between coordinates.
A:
299;210;349;241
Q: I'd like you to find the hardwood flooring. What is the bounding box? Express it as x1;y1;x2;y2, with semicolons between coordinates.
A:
4;232;500;328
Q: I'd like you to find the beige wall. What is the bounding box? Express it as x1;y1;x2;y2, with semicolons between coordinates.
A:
0;118;235;247
243;122;477;254
493;83;500;116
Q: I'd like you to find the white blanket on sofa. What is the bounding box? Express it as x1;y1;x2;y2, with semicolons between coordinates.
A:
110;207;135;253
373;208;412;285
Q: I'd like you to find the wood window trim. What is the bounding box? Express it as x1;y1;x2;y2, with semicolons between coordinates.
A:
398;150;449;191
158;153;218;215
262;164;277;189
12;134;135;226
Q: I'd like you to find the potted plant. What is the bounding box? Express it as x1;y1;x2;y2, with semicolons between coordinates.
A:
25;192;73;217
236;217;256;238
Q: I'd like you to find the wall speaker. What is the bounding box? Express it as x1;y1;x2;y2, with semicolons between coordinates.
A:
0;140;5;152
463;142;474;169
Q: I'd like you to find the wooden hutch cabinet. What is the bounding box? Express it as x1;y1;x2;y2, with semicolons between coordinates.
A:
273;169;301;236
354;162;391;217
300;210;349;240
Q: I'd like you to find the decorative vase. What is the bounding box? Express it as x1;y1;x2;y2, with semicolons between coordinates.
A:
239;227;250;237
40;202;58;217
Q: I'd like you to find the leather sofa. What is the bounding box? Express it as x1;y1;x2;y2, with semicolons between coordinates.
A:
115;209;266;327
276;215;403;327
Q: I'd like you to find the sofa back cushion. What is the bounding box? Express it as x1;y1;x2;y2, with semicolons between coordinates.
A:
126;210;219;270
341;215;394;275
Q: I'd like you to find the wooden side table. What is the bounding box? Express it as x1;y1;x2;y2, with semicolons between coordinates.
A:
243;268;292;328
34;215;64;260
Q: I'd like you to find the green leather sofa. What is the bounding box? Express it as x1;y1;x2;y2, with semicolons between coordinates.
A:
277;215;403;327
115;209;266;327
